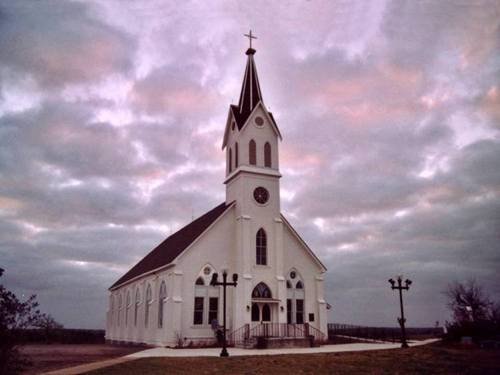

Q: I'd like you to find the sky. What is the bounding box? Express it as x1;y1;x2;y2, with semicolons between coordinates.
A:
0;0;499;329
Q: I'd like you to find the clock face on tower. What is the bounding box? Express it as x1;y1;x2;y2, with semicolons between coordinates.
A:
253;187;269;204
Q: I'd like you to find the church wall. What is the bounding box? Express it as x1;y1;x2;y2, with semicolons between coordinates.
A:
173;205;237;346
282;223;328;335
105;268;175;346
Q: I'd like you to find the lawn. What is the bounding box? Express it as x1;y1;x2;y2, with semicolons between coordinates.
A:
85;342;500;375
18;344;142;375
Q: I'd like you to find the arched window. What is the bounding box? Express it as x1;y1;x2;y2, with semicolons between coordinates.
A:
110;295;114;326
134;289;140;326
117;294;122;327
235;142;239;167
252;282;272;299
229;148;232;173
256;228;267;265
145;284;152;328
264;142;272;167
158;281;167;328
262;304;271;321
286;270;305;324
125;291;131;326
249;139;256;165
193;268;219;326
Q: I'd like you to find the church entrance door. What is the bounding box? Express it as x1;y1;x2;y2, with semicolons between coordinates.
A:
251;302;274;323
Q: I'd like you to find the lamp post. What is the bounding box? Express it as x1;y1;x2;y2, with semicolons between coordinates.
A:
388;276;412;348
211;270;238;357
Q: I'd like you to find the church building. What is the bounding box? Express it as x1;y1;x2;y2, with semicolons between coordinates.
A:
105;37;328;348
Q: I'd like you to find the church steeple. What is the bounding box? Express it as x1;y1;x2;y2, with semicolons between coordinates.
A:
222;32;282;151
237;46;263;119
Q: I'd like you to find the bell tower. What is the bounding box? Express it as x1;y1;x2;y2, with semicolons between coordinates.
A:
221;34;283;219
222;32;286;330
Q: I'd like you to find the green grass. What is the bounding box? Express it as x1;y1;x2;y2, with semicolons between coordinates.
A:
85;342;500;375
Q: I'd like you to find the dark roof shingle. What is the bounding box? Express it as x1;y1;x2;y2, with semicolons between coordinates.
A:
110;202;233;289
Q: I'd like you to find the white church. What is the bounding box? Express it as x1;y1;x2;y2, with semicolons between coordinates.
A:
105;38;328;348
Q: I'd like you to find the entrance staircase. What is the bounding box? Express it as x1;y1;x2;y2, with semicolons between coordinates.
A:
228;323;326;349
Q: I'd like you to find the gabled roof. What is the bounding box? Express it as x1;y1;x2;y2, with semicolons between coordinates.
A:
222;102;282;149
222;48;282;149
280;214;327;273
110;202;233;290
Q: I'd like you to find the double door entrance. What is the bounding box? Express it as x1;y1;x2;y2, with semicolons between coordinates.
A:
251;302;273;323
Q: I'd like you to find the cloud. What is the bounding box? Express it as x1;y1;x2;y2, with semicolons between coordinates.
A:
0;0;499;329
0;1;134;89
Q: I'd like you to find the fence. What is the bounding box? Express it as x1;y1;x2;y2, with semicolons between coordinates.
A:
328;323;443;343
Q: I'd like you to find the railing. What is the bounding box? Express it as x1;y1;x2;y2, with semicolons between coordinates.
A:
228;323;326;347
307;323;327;344
248;322;307;339
227;323;250;346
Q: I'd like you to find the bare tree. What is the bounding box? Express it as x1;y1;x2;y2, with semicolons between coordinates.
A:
0;268;61;374
445;280;492;323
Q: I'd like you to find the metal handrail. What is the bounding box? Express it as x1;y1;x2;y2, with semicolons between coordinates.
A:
229;323;327;346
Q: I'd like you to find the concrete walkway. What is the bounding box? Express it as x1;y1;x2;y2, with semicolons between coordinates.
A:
127;338;440;358
41;339;440;374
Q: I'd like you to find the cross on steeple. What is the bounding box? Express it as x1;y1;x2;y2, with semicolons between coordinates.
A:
244;30;257;49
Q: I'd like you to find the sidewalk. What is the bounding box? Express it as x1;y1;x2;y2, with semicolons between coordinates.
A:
41;338;440;374
128;338;440;358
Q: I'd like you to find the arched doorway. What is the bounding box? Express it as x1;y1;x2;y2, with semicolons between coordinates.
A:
251;282;276;325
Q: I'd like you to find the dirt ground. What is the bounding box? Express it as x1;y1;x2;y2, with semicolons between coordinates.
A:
18;344;143;375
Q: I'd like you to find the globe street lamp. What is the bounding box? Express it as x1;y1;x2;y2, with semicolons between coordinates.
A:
211;270;238;357
388;276;412;348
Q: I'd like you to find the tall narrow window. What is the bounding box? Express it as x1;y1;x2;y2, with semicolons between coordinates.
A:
117;294;122;327
158;281;167;328
110;295;114;326
287;299;292;324
145;284;152;328
235;142;239;167
256;228;267;265
286;270;305;324
229;147;232;173
125;291;131;326
208;297;218;325
249;140;256;165
193;297;204;325
296;299;304;324
134;289;140;326
264;142;272;167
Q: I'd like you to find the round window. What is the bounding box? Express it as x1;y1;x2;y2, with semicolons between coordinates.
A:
203;266;211;275
254;116;264;126
290;271;296;279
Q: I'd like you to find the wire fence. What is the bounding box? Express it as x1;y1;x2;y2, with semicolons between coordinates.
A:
327;323;443;343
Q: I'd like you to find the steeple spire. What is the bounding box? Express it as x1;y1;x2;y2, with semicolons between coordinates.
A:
237;30;263;118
